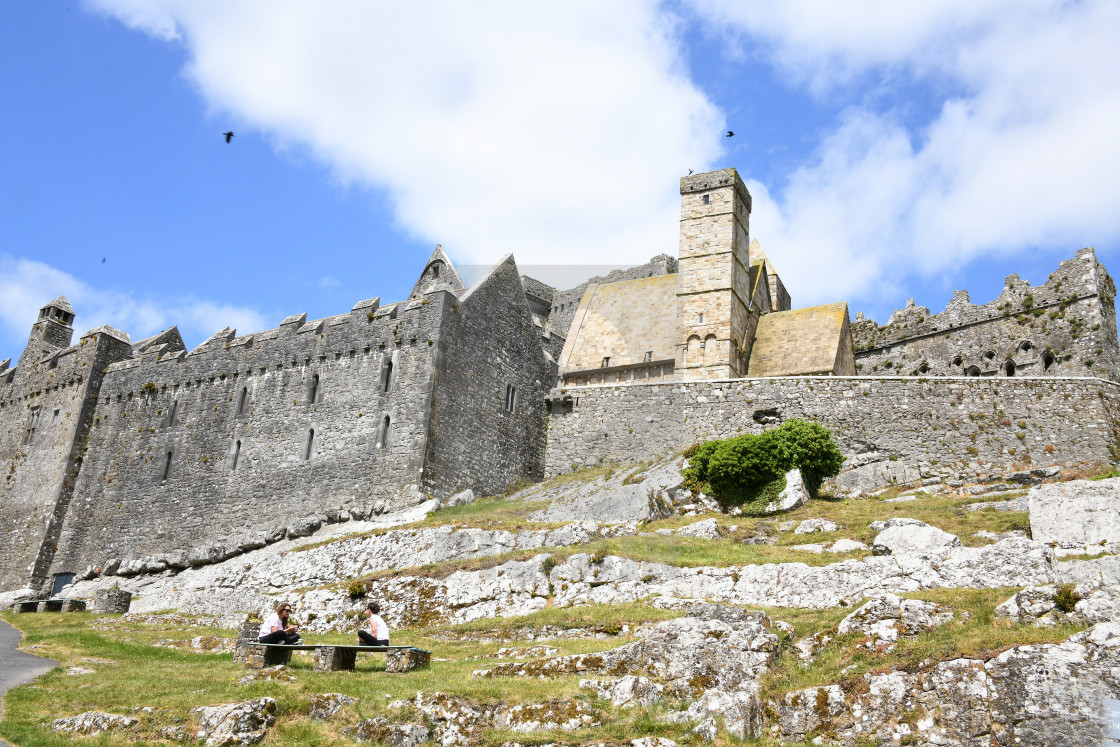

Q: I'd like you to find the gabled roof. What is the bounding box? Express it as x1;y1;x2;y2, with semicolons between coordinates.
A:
748;302;851;377
43;295;75;314
408;244;466;300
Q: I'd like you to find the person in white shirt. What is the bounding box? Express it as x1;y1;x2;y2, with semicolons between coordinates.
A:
258;601;301;644
357;601;390;646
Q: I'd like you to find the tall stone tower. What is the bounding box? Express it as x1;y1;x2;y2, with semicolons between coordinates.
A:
675;168;753;379
20;295;76;368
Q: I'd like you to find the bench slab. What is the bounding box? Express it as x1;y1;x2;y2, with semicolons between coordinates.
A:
241;643;430;672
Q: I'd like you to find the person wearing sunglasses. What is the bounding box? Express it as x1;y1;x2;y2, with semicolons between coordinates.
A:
258;601;301;645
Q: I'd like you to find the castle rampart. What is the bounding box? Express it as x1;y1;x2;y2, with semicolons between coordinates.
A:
851;248;1120;381
544;376;1120;482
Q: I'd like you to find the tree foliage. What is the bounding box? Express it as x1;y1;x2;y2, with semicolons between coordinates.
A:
682;419;844;508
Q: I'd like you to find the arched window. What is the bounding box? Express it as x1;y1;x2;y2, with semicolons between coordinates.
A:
379;416;390;449
309;373;320;404
686;335;702;365
232;440;241;471
432;263;440;278
952;355;963;367
161;451;173;483
237;387;249;416
1043;352;1055;371
1004;360;1016;377
703;334;718;365
304;429;315;461
966;366;981;377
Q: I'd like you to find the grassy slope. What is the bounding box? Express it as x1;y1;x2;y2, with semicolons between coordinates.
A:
0;468;1065;746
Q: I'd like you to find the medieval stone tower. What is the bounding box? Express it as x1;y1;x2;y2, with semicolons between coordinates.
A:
22;296;76;367
675;168;754;379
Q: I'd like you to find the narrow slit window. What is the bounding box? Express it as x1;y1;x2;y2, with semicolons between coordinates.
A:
309;373;320;404
601;357;610;368
432;264;440;278
161;451;173;483
645;351;653;362
304;429;315;461
382;360;393;393
379;416;390;449
52;408;60;424
168;400;178;426
237;387;249;415
698;313;704;324
232;440;241;471
702;194;710;205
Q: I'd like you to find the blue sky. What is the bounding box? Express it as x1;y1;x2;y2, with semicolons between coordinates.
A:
3;1;1119;356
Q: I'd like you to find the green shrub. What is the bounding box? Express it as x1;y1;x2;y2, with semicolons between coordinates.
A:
1054;583;1081;613
682;419;844;508
346;580;368;599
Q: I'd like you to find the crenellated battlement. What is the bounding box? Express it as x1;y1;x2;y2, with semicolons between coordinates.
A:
851;248;1119;380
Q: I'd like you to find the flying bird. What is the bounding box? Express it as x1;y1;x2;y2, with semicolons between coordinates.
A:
222;131;234;143
726;131;735;138
688;169;694;175
101;258;106;263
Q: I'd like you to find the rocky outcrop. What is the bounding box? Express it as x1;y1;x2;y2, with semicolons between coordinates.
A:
51;712;137;735
193;697;277;747
836;593;953;652
475;613;781;697
871;519;961;555
342;718;430;746
1029;477;1120;549
308;693;356;720
768;622;1120;746
528;458;689;523
387;691;595;746
996;581;1120;626
762;468;810;513
580;675;665;707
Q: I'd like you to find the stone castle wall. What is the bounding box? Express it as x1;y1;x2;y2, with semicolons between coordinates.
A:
46;296;448;580
424;258;554;497
544;376;1120;482
852;248;1120;381
0;328;132;590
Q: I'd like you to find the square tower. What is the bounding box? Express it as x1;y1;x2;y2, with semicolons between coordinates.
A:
676;168;753;379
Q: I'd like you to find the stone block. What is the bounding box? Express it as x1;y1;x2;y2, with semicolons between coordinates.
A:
385;648;430;673
233;622;262;664
60;599;87;612
92;589;133;613
244;644;292;670
38;600;63;612
313;646;357;672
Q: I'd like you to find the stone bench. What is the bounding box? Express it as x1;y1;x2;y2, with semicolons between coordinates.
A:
243;643;431;673
10;598;87;613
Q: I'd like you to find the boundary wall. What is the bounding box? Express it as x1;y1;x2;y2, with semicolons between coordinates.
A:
544;376;1120;481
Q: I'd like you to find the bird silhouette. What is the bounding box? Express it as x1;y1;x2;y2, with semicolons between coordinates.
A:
688;169;694;175
726;131;735;138
101;258;106;263
223;131;234;143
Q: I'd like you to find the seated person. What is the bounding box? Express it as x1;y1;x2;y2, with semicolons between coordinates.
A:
258;601;301;644
357;601;389;646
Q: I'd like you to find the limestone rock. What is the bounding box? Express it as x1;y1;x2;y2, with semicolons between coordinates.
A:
309;693;356;720
837;592;952;652
51;712;137;735
631;739;677;747
794;518;838;534
760;468;809;514
342;719;430;746
193;697;277;747
827;538;867;553
831;457;921;493
443;488;476;508
675;518;721;539
528;456;687;523
691;717;717;742
683;689;761;738
1029;478;1120;548
995;581;1120;626
790;543;825;553
867;516;926;532
580;675;664;707
872;520;961;555
768;623;1120;745
966;495;1029;512
476;614;780;697
493;700;599;732
285;517;321;539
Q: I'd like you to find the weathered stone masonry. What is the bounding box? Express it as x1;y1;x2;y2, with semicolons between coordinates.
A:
544;376;1120;481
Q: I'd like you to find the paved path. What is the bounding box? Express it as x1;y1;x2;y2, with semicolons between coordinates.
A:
0;619;57;746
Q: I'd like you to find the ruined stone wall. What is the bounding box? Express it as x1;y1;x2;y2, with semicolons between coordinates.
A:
47;297;448;579
0;329;132;590
544;376;1120;482
852;249;1120;381
424;258;555;497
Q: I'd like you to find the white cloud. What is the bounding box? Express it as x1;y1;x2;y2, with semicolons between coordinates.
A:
0;255;269;356
691;0;1120;318
82;0;725;268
